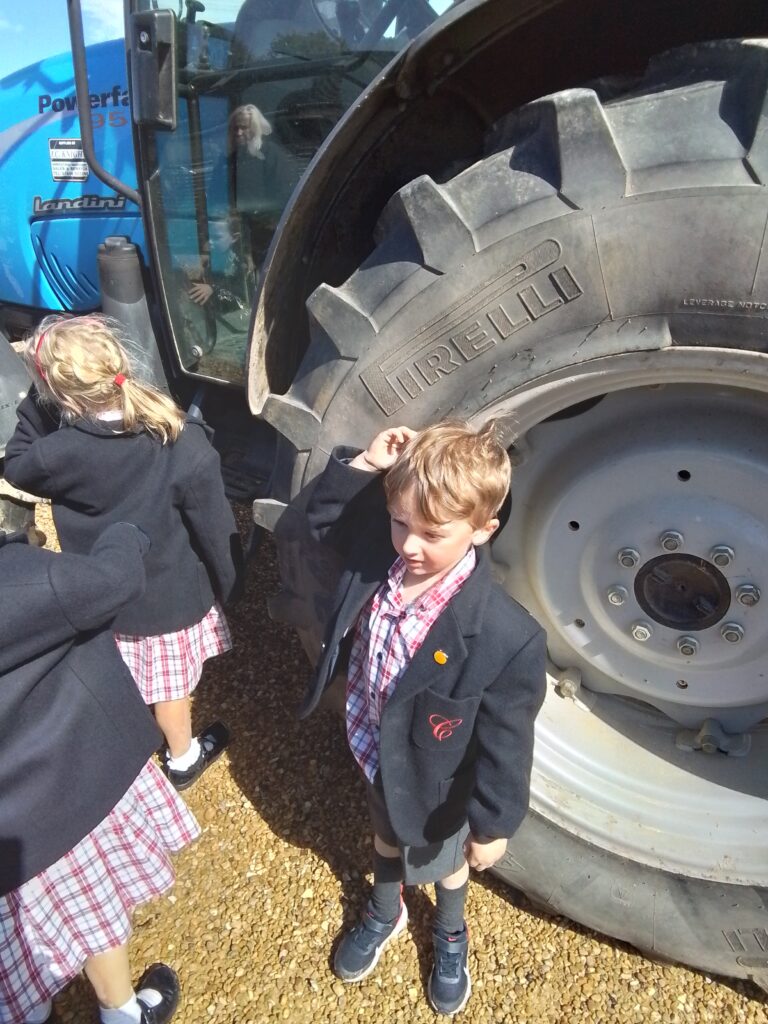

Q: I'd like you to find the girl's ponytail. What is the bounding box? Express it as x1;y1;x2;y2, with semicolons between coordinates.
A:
119;377;185;444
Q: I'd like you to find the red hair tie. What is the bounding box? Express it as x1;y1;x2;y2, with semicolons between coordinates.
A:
114;373;126;387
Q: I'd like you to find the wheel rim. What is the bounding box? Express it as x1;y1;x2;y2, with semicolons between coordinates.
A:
485;345;768;884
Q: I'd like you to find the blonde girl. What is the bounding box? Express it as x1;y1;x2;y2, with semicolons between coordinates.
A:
5;314;242;790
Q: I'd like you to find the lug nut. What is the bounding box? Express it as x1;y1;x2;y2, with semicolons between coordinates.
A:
618;548;640;569
736;584;760;607
631;622;653;642
710;545;734;568
677;636;699;657
721;622;744;644
607;586;628;607
660;530;684;552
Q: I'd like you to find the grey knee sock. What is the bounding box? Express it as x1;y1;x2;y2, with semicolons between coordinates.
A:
434;880;468;936
370;851;403;923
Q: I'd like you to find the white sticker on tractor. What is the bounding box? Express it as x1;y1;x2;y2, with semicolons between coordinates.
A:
49;138;89;181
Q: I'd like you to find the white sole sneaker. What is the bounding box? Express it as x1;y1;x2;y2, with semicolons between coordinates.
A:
428;961;472;1015
335;901;409;983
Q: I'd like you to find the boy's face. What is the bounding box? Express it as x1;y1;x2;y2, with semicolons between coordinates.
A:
209;220;235;253
388;486;499;582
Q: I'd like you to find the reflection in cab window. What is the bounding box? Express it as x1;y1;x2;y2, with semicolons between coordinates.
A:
225;104;298;260
137;0;453;385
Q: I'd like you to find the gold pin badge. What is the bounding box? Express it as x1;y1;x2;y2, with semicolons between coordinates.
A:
433;650;448;665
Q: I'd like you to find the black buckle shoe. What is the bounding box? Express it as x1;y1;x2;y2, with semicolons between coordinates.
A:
162;721;230;792
136;962;180;1024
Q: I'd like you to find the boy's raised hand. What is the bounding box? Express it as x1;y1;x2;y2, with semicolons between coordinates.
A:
350;426;416;472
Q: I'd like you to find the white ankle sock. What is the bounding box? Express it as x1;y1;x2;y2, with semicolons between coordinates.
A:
100;994;142;1024
136;986;163;1008
25;1000;52;1024
167;737;201;771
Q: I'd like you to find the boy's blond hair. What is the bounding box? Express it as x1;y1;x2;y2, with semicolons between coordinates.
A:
384;420;511;527
27;315;185;444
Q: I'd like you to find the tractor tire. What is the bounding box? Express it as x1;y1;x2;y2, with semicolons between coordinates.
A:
256;39;768;988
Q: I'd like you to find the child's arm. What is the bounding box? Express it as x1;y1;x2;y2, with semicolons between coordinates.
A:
306;426;416;551
0;522;149;673
3;390;60;496
465;629;547;851
182;443;243;604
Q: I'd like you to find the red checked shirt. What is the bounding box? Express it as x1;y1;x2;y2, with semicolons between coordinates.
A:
346;547;476;782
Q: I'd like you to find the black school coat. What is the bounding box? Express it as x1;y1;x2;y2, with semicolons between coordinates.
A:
4;392;242;635
0;524;161;895
302;448;547;847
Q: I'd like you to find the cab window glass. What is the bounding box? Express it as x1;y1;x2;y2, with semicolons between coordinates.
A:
133;0;453;385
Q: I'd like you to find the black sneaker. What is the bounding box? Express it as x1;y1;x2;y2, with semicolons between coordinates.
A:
136;962;180;1024
333;900;408;982
162;721;229;792
428;925;471;1016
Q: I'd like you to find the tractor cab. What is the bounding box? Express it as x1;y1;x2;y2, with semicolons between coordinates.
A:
129;0;448;388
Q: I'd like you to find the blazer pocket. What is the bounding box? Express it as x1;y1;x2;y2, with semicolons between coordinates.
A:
411;689;480;751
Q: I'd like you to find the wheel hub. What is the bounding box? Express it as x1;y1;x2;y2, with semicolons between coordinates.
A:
634;553;730;631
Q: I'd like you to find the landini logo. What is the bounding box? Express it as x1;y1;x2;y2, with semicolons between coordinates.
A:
33;194;128;215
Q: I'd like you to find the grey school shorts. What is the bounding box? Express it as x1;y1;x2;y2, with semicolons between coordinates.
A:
365;772;470;886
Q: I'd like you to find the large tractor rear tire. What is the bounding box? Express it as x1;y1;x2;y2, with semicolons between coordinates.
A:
257;39;768;988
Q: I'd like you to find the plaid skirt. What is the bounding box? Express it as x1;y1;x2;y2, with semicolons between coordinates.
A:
0;760;199;1024
115;602;232;705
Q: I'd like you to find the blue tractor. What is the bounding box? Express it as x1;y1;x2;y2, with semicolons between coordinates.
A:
0;39;142;325
0;36;144;523
2;0;768;995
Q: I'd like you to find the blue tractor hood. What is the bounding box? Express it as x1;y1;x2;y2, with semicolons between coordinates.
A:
0;38;142;314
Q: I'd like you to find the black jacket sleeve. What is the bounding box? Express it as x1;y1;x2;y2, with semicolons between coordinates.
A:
181;441;243;603
305;446;386;556
0;522;148;674
3;391;60;496
466;629;547;841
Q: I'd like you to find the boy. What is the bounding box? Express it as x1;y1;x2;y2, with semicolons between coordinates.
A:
301;420;547;1016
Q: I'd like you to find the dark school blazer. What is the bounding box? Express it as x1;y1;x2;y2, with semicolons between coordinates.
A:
0;524;162;895
4;392;242;635
301;448;547;847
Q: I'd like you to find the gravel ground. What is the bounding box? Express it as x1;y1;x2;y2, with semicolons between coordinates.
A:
34;505;767;1024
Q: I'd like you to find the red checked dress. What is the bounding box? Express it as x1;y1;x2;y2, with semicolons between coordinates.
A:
116;601;232;704
0;760;199;1024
